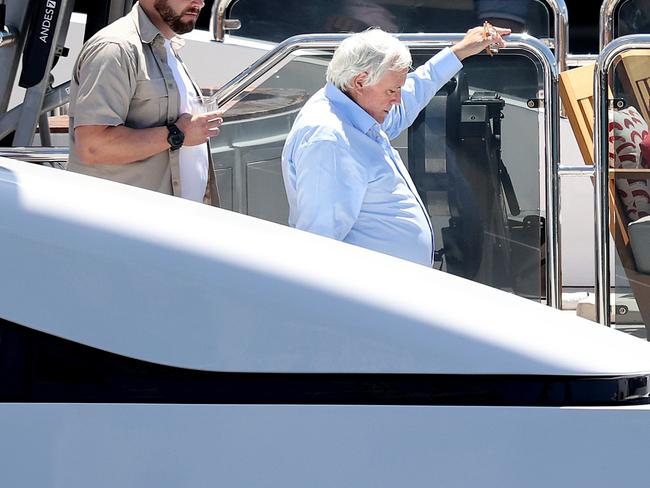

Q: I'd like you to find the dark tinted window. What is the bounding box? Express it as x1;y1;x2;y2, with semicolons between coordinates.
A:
71;1;607;55
616;0;650;38
227;0;551;43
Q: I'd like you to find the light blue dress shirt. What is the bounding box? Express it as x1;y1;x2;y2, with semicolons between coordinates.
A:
282;48;462;266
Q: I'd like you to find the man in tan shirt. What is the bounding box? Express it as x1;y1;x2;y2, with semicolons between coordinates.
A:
67;0;220;205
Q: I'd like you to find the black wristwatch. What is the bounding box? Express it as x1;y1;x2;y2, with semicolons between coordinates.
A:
166;123;185;151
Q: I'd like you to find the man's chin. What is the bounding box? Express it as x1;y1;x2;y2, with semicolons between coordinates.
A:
376;113;389;123
172;20;196;34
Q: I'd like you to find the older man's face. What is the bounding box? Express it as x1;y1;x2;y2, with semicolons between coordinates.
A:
153;0;204;35
351;68;408;124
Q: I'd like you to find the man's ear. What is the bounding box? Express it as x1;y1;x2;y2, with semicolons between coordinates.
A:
351;72;368;92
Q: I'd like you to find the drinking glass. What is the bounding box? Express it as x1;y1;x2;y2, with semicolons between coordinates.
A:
189;94;218;114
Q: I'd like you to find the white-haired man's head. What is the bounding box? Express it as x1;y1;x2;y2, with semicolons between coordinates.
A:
327;29;411;91
326;29;412;123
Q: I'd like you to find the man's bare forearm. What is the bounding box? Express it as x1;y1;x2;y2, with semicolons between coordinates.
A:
75;125;170;165
75;112;223;165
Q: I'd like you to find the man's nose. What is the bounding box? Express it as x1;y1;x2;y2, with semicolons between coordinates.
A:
391;92;401;105
191;0;205;7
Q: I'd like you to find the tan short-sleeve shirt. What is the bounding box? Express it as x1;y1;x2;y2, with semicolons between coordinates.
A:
67;2;219;206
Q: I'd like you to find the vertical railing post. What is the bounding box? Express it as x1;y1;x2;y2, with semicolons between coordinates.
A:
593;54;611;326
599;0;619;51
545;59;562;308
547;0;569;75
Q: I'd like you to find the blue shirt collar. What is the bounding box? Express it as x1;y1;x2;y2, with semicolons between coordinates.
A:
324;82;379;136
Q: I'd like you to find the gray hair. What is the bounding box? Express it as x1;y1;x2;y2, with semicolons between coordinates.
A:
326;29;412;91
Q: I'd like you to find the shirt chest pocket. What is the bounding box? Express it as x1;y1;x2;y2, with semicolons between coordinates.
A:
129;78;168;127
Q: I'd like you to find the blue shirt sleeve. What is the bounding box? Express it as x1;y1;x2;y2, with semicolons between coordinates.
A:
291;139;368;240
382;47;463;140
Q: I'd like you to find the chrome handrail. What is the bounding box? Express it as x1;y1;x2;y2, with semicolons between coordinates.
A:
209;0;569;73
210;0;238;42
593;34;650;325
216;33;563;308
566;53;598;67
558;165;596;177
547;0;569;74
599;0;647;50
600;0;621;50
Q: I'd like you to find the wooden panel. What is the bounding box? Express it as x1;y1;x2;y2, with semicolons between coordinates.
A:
559;64;596;164
559;64;634;262
618;50;650;123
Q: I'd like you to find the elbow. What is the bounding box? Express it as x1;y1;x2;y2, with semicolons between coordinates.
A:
76;145;97;165
74;133;102;165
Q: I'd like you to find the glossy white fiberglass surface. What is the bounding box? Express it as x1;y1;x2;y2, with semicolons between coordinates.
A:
1;157;649;375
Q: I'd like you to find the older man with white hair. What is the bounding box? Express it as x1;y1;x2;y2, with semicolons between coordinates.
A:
282;26;509;266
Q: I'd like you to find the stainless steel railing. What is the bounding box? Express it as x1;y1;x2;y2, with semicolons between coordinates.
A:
599;0;637;51
215;33;562;308
593;34;650;325
547;0;569;75
210;0;240;43
600;0;619;50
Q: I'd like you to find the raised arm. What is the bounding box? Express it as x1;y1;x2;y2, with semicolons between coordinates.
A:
382;24;510;139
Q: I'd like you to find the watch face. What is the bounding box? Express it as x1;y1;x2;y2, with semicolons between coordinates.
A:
168;125;184;149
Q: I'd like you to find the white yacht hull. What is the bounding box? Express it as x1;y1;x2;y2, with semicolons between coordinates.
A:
2;403;648;487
